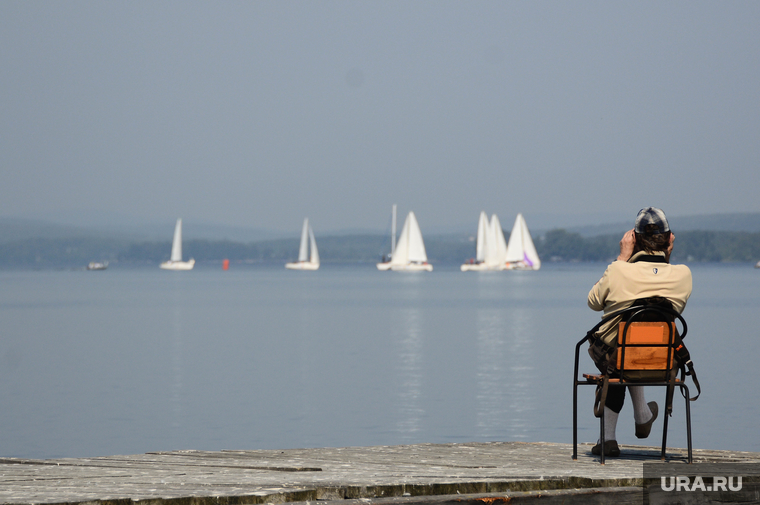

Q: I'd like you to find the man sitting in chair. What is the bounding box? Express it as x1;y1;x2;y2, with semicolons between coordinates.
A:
587;207;692;457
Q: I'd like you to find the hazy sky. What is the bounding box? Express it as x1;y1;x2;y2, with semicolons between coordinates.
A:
2;1;759;233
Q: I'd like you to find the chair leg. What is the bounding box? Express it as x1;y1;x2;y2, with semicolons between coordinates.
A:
682;384;692;464
600;402;605;465
573;382;578;460
661;391;670;460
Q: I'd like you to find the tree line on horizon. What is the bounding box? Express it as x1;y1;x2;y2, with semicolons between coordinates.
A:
1;229;759;268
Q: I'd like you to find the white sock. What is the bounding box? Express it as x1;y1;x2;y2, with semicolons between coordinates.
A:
630;386;653;424
603;406;618;441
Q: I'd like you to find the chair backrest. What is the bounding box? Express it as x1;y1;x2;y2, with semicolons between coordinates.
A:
616;321;675;371
615;306;679;381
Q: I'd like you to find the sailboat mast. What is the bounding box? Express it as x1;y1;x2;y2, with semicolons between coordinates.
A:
391;204;397;256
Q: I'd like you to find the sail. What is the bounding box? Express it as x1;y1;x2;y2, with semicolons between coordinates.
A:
308;226;319;264
160;218;194;270
170;219;183;262
487;214;508;267
297;218;309;262
475;211;488;263
505;213;541;269
406;212;428;263
390;213;411;266
391;211;428;265
519;214;541;268
494;215;508;264
285;218;319;270
505;214;525;263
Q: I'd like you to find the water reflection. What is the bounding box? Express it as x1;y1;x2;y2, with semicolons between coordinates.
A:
393;308;424;439
475;308;507;437
295;305;317;447
170;281;184;431
475;302;537;440
502;308;535;439
474;274;537;440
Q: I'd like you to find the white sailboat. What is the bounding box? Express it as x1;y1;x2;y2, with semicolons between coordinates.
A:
504;213;541;270
160;218;195;270
285;218;319;270
461;211;490;271
461;212;509;271
378;210;432;272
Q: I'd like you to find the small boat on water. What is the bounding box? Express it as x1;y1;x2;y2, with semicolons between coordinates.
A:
755;260;760;268
285;218;319;270
87;261;108;271
377;208;432;271
504;213;541;270
160;219;195;271
461;211;490;271
461;212;508;271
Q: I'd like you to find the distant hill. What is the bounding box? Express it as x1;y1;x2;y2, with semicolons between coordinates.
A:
557;212;760;237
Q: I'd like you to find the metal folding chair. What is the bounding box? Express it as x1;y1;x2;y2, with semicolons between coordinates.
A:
572;305;694;464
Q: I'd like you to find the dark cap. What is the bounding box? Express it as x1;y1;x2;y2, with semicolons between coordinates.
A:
634;207;670;235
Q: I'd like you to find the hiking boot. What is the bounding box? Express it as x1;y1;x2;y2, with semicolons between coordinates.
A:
591;440;620;457
635;402;658;439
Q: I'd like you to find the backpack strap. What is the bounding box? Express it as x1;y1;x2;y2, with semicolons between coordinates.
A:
593;374;609;418
682;359;701;402
673;341;701;401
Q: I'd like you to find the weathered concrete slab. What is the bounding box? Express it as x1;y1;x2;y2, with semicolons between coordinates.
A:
0;442;758;505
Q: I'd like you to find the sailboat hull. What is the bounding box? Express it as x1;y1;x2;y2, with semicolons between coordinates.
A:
461;262;505;272
504;262;539;271
390;263;433;272
160;259;195;271
376;262;392;271
285;261;319;270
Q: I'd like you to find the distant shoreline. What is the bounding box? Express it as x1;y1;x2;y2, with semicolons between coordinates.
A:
1;228;759;269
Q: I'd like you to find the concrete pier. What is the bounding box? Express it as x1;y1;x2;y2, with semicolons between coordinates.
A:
1;442;758;505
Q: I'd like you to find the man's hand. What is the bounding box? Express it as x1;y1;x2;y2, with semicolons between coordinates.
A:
617;229;636;262
666;232;675;261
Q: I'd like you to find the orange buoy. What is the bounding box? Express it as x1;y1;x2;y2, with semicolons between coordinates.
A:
222;259;230;270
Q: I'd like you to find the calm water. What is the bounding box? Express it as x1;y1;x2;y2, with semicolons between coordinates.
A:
0;262;757;459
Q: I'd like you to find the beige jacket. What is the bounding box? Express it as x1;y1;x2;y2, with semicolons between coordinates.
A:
587;251;692;346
